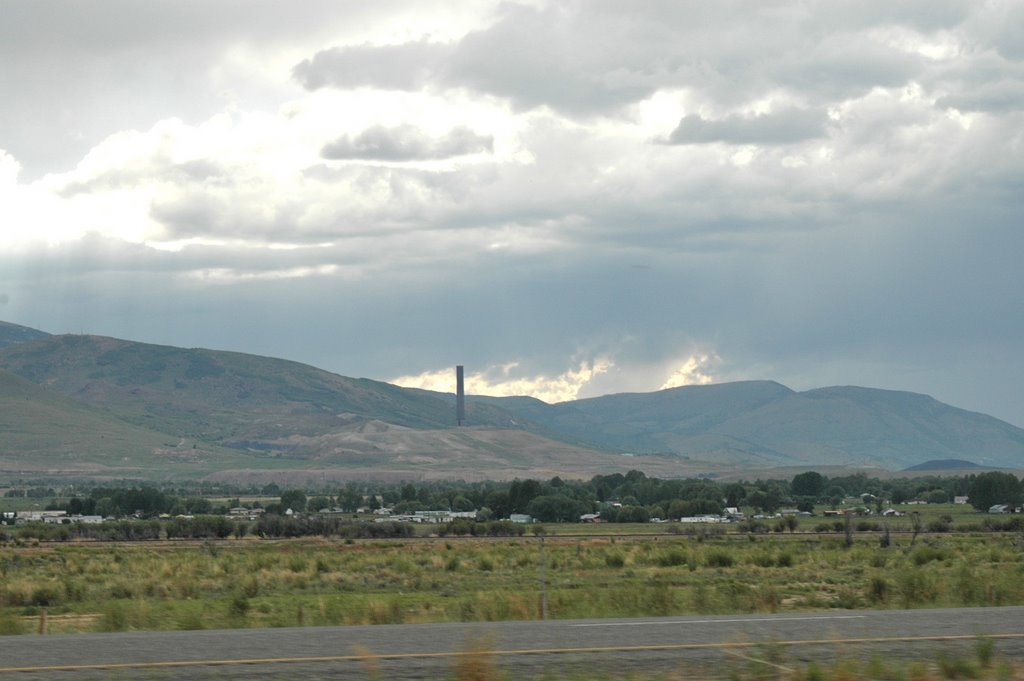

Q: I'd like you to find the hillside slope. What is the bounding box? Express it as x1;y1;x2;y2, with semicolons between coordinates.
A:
0;335;520;445
713;386;1024;468
482;383;1024;469
0;321;50;349
0;368;248;477
1;334;645;480
3;326;1023;477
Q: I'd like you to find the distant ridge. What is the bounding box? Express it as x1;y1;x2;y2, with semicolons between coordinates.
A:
2;321;1024;479
478;382;1024;469
0;321;50;349
903;459;985;471
0;367;246;477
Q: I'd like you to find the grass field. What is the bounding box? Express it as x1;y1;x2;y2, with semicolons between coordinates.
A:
2;525;1023;638
3;517;1024;680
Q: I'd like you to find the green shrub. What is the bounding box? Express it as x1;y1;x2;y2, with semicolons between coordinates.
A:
976;635;995;668
656;550;687;567
937;650;977;679
229;594;250;617
706;550;734;568
897;568;936;607
869;577;888;603
802;661;827;681
29;584;63;607
911;546;946;565
98;602;129;632
0;611;26;635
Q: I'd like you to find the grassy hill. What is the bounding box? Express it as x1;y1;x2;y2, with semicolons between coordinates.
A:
2;325;1023;479
1;334;661;481
482;382;1024;469
0;321;50;349
0;368;258;478
0;334;522;443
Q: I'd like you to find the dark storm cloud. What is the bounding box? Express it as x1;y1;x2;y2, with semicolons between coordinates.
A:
772;40;923;100
292;41;451;91
666;109;829;145
288;3;943;118
990;3;1024;61
148;162;487;242
936;81;1024;113
294;4;658;115
321;124;492;161
7;1;1024;428
440;4;655;114
0;235;386;301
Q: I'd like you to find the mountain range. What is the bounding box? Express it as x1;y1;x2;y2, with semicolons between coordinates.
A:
1;320;1022;482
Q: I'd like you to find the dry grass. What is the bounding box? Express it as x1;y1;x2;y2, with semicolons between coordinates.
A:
0;532;1022;635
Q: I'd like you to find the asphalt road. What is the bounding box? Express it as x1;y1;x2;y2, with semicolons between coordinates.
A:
1;606;1022;679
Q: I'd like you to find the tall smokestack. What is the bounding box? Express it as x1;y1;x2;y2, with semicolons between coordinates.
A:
456;365;465;426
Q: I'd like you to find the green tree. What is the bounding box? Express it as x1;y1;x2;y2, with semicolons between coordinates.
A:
746;490;769;513
186;497;212;514
280;490;307;513
451;495;475;512
791;471;826;498
308;496;332;512
615;505;650;523
484;491;511;519
723;483;746;507
526;494;586;522
968;472;1022;511
509;479;541;513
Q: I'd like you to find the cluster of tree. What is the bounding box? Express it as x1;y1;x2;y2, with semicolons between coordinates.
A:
255;516;414;539
164;515;238;539
965;471;1022;511
3;487;56;498
5;520;163;542
53;486;232;518
27;469;1024;527
436;520;527;537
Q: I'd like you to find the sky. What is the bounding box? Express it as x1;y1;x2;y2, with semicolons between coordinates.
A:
1;1;1023;426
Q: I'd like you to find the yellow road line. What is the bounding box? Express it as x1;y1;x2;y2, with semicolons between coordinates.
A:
721;648;795;673
1;633;1021;673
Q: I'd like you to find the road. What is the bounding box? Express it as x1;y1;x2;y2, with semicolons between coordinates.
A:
1;607;1022;679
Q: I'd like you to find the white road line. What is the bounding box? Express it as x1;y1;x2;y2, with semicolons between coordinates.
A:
570;615;868;627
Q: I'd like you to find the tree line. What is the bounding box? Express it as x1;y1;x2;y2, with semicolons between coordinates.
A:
25;470;1023;525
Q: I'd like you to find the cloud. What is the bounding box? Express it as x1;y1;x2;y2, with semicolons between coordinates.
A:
321;124;493;161
293;4;663;116
0;151;20;186
4;1;1024;430
392;357;614;404
936;81;1024;113
659;354;719;390
293;40;451;91
666;109;830;145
